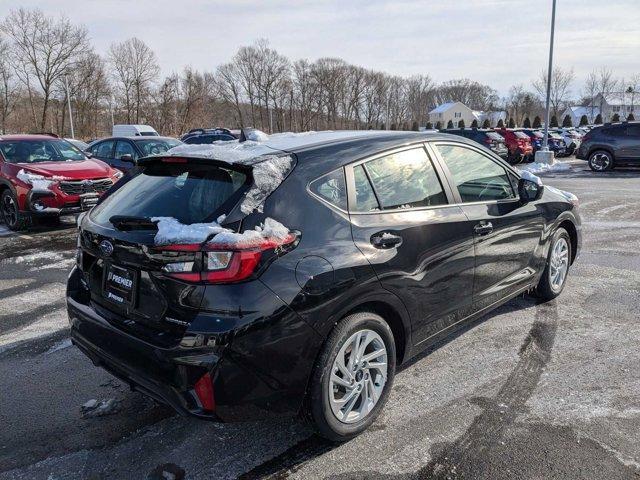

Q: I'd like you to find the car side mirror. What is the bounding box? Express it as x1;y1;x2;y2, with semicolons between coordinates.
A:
518;173;544;203
120;154;134;163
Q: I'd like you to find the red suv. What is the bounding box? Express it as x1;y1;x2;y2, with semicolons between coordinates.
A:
494;128;534;164
0;135;122;230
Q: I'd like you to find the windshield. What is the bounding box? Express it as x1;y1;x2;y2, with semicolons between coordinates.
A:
0;139;85;164
134;139;182;157
91;163;249;226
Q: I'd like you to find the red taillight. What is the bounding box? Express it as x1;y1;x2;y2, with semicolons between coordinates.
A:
194;372;215;412
156;233;297;284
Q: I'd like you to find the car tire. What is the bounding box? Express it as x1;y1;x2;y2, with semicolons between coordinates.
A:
308;311;396;442
535;227;571;301
1;190;29;231
588;150;614;172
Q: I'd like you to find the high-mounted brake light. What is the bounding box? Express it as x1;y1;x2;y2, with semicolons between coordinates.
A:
155;233;298;284
161;157;188;163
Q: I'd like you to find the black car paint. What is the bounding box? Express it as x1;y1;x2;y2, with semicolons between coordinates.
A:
577;122;640;165
67;131;581;422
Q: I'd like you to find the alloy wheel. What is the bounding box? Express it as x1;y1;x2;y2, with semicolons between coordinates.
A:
329;329;387;424
589;152;611;171
549;237;569;292
1;194;18;228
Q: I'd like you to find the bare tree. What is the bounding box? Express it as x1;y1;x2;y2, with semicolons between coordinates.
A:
0;35;20;133
109;37;160;124
532;67;575;117
436;79;498;111
1;8;89;130
507;84;541;125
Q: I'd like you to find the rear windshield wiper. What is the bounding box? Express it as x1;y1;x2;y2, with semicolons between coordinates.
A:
109;215;157;231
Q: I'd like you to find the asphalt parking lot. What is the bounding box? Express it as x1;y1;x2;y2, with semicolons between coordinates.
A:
1;159;639;480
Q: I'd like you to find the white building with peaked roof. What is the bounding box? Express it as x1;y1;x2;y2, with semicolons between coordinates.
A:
428;102;476;128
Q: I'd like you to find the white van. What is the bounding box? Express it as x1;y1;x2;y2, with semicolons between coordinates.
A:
112;124;159;137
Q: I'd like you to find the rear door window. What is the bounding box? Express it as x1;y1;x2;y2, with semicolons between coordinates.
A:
362;147;447;209
91;164;249;225
352;165;379;212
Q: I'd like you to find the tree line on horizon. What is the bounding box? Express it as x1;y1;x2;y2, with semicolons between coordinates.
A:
0;8;638;139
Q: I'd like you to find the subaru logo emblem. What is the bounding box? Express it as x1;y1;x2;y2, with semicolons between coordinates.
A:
99;240;114;257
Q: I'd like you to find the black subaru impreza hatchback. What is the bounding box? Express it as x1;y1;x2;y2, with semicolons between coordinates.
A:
68;130;581;440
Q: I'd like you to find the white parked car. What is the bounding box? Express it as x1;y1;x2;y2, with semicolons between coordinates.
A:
112;124;159;137
554;128;582;155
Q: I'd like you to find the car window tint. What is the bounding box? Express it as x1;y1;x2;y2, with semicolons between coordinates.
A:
93;141;115;158
309;168;347;210
363;148;447;209
114;141;137;159
436;144;515;203
352;165;379;212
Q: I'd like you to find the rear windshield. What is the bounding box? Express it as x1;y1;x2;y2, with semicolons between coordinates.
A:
91;164;248;226
486;132;503;141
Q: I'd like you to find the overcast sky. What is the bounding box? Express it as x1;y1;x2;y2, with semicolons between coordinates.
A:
2;0;639;97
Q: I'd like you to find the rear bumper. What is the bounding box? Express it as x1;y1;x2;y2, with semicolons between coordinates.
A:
68;296;221;420
67;266;322;422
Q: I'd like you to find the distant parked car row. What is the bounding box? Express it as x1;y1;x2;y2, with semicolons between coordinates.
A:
442;125;595;165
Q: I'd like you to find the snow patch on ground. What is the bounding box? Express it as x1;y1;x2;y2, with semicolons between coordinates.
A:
81;398;121;418
517;161;572;174
8;251;65;265
45;338;73;355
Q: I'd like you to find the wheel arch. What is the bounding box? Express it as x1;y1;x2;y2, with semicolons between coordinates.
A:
558;219;578;265
588;146;615;161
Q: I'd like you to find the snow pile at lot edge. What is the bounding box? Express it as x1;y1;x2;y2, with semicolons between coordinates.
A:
517;161;572;174
151;216;290;248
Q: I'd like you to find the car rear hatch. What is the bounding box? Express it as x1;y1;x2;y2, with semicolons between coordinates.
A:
485;132;507;152
77;154;294;346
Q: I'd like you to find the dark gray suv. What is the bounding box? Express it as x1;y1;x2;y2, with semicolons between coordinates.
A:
577;122;640;171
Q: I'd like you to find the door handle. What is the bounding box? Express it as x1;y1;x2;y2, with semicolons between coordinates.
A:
473;222;493;236
371;232;403;249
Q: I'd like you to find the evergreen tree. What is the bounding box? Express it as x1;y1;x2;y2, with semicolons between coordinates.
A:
579;115;589;126
594;113;603;124
435;121;442;130
550;115;558;127
411;121;419;131
533;116;542;128
426;122;433;129
611;113;620;122
482;119;491;129
628;113;636;121
471;119;478;128
458;119;465;128
508;117;516;128
497;119;505;128
562;115;572;127
523;117;531;128
380;123;386;130
447;120;454;129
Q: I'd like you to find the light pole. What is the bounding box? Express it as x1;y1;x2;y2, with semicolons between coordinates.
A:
64;76;75;139
537;0;557;165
